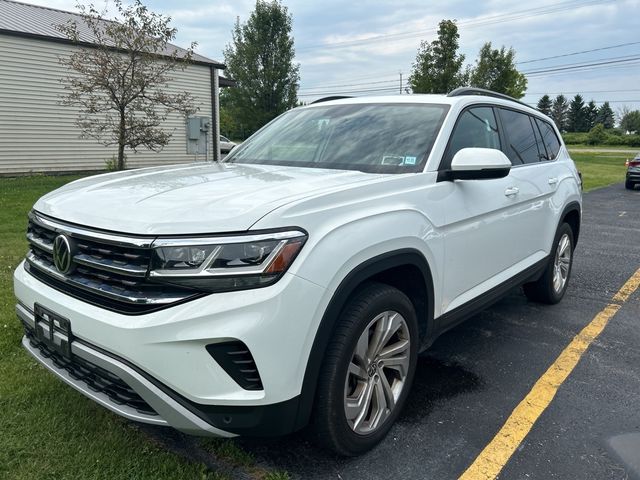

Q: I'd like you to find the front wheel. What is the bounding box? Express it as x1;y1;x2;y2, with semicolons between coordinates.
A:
523;223;574;304
626;180;635;190
311;282;418;456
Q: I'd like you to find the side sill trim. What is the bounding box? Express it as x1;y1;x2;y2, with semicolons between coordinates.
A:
435;256;548;333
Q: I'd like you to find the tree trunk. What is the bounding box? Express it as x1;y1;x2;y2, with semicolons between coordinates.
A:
117;109;126;170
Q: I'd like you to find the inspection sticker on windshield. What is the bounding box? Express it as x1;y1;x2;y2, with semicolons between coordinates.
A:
404;156;417;165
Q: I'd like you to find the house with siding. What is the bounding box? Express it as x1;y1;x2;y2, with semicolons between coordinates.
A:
0;0;232;175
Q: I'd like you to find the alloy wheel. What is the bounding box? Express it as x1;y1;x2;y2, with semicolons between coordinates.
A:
343;310;411;435
553;233;571;293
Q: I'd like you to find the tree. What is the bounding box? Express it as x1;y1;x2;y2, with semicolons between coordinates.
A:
222;1;299;137
584;100;598;131
537;95;552;117
551;95;569;131
596;102;615;129
567;94;587;132
468;42;527;98
409;20;467;94
620;110;640;133
57;0;196;170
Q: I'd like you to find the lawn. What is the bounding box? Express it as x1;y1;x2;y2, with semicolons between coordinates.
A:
570;151;629;192
0;152;626;478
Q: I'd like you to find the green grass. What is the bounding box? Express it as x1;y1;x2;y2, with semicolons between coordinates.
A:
0;153;626;477
568;144;639;151
570;151;628;192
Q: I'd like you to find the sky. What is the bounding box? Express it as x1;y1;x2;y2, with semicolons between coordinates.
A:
30;0;640;113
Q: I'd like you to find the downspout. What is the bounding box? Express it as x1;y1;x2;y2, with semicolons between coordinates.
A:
210;66;221;162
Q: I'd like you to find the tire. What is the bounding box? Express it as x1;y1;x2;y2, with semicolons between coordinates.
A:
626;180;635;190
311;282;419;456
523;223;574;304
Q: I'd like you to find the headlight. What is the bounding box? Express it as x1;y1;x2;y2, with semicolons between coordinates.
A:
148;229;307;292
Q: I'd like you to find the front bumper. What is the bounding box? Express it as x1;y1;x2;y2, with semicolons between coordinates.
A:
18;303;232;436
14;261;327;436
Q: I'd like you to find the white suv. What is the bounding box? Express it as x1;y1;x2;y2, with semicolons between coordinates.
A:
14;88;582;456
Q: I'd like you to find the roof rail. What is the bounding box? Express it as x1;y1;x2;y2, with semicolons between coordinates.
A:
447;87;533;110
310;96;352;104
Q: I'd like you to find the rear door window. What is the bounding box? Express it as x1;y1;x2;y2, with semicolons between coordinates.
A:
534;118;561;160
499;109;542;165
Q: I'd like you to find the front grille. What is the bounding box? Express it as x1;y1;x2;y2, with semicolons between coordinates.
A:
25;212;201;314
23;325;157;416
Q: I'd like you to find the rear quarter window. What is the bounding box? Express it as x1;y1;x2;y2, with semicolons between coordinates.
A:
535;118;561;160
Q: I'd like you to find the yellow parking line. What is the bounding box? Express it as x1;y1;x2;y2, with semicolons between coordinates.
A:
459;268;640;480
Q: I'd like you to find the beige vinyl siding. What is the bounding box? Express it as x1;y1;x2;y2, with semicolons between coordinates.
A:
0;34;214;175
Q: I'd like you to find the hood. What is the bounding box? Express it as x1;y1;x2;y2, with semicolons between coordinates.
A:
34;162;382;234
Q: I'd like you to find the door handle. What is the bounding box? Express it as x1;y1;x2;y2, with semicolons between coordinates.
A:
504;187;519;197
548;177;558;185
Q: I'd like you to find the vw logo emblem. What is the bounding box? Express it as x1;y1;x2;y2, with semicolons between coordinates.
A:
52;235;73;274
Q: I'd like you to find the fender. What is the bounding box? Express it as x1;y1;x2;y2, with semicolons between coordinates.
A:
292;248;434;430
558;200;581;246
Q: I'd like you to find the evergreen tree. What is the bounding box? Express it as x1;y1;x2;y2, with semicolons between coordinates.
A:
468;42;527;98
537;95;552;117
568;94;587;132
584;100;598;131
551;95;569;131
222;1;299;136
409;20;467;93
596;102;615;129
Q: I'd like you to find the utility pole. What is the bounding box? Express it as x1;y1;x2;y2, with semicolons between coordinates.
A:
399;71;402;94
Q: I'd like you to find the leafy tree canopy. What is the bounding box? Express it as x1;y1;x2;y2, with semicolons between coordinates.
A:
468;43;527;99
222;0;299;137
409;20;467;94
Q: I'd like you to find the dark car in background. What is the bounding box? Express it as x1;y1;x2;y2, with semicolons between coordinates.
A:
626;154;640;190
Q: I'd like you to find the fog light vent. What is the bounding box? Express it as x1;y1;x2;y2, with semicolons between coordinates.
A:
206;341;263;391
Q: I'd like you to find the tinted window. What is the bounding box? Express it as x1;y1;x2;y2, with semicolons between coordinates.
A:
225;103;449;174
500;109;542;165
535;118;561;160
445;107;501;167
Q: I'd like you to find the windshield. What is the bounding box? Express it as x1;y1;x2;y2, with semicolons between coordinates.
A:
224;103;450;173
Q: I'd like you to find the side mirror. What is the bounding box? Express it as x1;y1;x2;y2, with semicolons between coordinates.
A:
446;148;511;181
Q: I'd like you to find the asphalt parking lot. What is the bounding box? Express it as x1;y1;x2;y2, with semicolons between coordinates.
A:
148;183;640;479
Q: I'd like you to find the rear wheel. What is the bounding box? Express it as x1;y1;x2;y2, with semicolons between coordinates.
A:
311;282;418;456
626;180;635;190
523;223;574;304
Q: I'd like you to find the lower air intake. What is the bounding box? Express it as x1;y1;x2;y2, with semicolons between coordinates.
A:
206;341;263;391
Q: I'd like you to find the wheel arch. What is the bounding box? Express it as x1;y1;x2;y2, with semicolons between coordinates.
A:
559;201;581;247
293;248;434;430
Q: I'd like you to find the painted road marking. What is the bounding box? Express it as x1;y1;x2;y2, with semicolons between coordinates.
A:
459;268;640;480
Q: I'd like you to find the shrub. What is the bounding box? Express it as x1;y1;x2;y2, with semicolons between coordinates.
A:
587;124;607;145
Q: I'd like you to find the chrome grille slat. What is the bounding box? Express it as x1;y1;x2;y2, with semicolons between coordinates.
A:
25;213;199;312
73;253;148;277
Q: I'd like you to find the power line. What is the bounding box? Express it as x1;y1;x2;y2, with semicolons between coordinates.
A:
522;54;640;75
526;89;640;95
299;39;637;94
517;41;640;65
299;77;400;92
297;0;614;52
